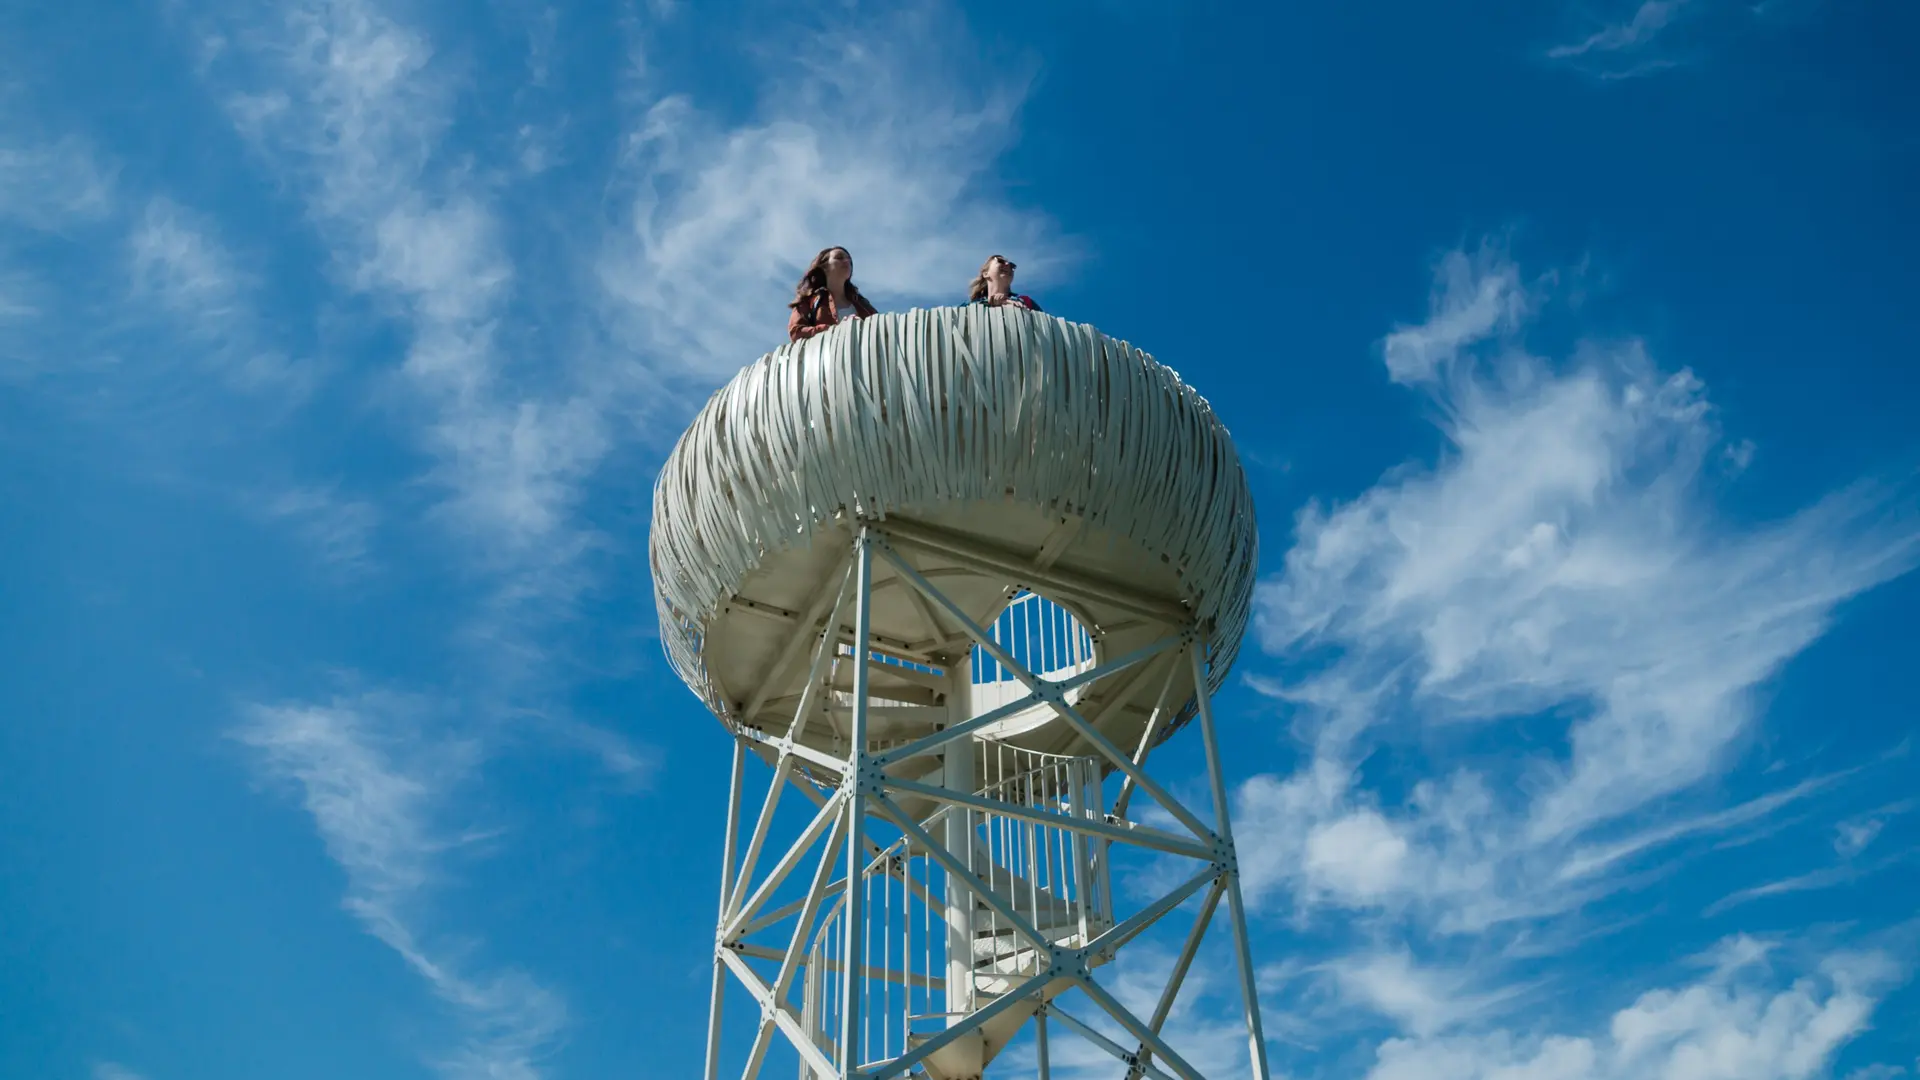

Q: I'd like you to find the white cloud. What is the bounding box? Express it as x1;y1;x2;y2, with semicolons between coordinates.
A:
598;3;1063;379
262;483;380;574
1702;837;1917;918
1;125;115;369
1381;245;1529;385
1702;866;1856;917
1835;817;1885;858
0;263;36;323
194;0;1061;666
238;696;567;1080
1;120;310;413
1366;942;1901;1080
1554;774;1836;885
0;131;115;226
1238;243;1920;935
1548;1;1689;59
1329;948;1533;1038
198;0;1063;645
188;0;642;704
126;196;311;398
1304;809;1412;903
209;1;587;557
127;197;238;313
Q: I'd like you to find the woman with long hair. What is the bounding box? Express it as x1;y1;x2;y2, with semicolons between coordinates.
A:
787;246;879;341
967;254;1042;312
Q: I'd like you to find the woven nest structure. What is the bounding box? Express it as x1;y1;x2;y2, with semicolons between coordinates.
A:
650;304;1257;761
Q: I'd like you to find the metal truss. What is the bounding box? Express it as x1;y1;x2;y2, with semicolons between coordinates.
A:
704;525;1272;1080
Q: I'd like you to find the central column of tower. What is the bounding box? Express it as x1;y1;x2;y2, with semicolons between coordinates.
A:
940;661;975;1030
941;659;976;1029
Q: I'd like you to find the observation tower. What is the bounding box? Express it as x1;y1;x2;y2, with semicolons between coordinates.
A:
652;305;1270;1079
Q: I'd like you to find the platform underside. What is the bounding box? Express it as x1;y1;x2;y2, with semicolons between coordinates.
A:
703;503;1200;786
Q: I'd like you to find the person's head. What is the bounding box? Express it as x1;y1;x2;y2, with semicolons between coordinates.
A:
791;246;876;315
796;246;853;297
969;254;1017;302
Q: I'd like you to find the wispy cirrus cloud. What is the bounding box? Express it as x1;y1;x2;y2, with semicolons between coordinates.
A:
1220;241;1920;1080
2;109;308;407
1544;0;1817;80
126;196;314;401
1325;948;1539;1039
0;129;115;226
3;122;330;541
1;124;116;368
206;0;596;571
238;695;566;1080
194;0;1066;641
599;3;1065;380
1240;241;1919;940
1364;937;1903;1080
1544;0;1706;80
182;10;649;1064
259;483;381;576
179;3;1055;1072
1548;0;1690;60
1837;817;1888;858
1701;808;1917;918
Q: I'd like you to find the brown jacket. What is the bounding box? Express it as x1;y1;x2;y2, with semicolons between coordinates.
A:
788;291;876;342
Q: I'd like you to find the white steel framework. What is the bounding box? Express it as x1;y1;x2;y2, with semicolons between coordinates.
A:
704;524;1271;1080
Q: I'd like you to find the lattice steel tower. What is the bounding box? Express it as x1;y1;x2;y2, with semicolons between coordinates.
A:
651;306;1270;1079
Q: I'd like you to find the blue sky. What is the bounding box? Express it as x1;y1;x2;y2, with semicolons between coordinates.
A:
3;1;1917;1078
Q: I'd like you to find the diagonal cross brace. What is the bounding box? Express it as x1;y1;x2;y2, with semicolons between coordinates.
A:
874;538;1219;846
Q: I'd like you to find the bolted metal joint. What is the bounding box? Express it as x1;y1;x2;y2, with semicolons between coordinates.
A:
847;758;889;796
1048;945;1094;981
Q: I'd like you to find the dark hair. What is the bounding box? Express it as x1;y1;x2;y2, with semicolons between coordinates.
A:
968;254;1013;302
790;246;878;328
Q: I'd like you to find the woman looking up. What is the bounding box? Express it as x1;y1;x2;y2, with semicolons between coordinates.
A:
967;255;1042;312
787;246;879;342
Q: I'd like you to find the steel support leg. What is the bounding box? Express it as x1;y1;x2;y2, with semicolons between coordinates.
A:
707;737;747;1080
705;527;1274;1080
839;530;876;1075
1191;645;1272;1080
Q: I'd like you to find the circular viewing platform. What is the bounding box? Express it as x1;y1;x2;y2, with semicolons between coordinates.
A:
650;305;1257;778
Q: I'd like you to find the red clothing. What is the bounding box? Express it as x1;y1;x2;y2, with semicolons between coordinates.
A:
788;292;873;341
971;295;1044;313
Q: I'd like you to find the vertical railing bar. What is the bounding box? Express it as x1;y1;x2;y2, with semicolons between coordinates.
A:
998;743;1012;976
921;848;930;1034
864;870;873;1065
1052;597;1062;672
1043;598;1051;673
1064;606;1073;668
985;744;999;990
900;848;909;1056
1040;596;1051;674
883;865;892;1060
1022;595;1032;675
1026;752;1042;947
1028;595;1039;674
